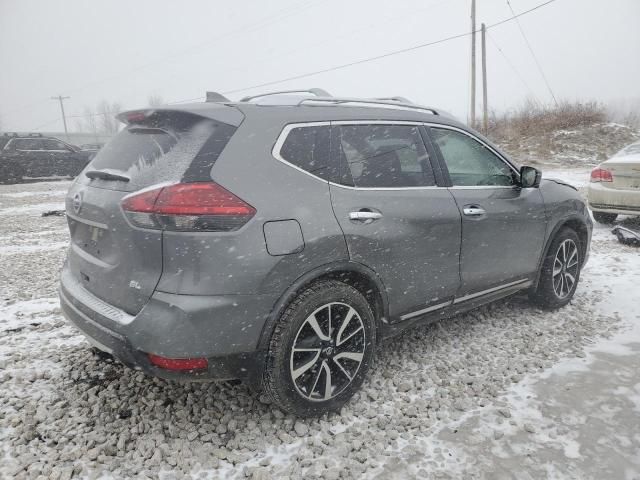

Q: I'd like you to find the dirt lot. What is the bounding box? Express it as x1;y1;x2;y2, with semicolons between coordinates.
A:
1;171;639;479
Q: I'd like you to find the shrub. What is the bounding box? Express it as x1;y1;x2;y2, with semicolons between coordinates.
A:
487;99;607;140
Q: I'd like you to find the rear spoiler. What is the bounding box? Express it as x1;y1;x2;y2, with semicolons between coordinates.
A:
116;103;244;127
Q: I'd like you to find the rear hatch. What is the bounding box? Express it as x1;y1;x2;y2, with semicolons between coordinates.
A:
64;106;242;315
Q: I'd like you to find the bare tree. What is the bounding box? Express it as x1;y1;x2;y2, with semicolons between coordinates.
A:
147;94;164;107
80;107;100;141
74;101;124;137
97;100;122;135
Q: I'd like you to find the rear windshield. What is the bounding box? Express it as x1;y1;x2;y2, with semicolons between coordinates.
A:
85;111;234;191
90;128;177;172
616;142;640;157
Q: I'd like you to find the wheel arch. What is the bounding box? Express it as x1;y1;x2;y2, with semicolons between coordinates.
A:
533;214;589;289
256;261;389;353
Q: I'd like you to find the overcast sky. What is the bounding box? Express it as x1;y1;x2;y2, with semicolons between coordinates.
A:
1;0;639;131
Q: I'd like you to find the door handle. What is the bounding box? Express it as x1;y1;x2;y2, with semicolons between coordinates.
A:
462;205;486;216
349;210;383;222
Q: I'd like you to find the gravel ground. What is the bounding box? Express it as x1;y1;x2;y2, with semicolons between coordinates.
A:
0;172;638;479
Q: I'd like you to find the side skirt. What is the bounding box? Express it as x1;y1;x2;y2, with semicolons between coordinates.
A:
381;279;532;340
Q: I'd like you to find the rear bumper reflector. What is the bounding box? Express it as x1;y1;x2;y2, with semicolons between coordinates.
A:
147;354;208;371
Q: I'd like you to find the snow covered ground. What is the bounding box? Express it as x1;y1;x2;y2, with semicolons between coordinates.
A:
0;171;638;479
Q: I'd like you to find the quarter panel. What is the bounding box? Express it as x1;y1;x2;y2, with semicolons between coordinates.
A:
156;114;349;296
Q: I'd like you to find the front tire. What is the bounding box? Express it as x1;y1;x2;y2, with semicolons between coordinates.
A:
531;227;582;309
592;211;617;224
0;163;24;184
262;280;376;417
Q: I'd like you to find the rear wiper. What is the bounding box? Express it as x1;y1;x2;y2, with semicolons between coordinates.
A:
85;169;130;182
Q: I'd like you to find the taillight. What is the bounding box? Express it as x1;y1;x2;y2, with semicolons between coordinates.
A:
148;354;208;371
590;167;613;183
122;182;256;231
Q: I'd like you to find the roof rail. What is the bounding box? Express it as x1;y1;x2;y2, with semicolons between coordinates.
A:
3;132;44;137
240;88;331;103
374;96;413;104
299;97;440;116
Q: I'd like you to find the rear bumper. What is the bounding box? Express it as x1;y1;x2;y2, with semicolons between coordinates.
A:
588;203;640;216
59;266;275;381
588;183;640;215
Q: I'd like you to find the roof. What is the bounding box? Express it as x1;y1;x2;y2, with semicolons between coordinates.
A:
119;88;465;130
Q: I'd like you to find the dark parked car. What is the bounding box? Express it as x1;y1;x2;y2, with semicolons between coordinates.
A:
0;133;92;183
59;90;592;416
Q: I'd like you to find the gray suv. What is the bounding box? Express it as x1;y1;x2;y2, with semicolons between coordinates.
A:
59;89;592;416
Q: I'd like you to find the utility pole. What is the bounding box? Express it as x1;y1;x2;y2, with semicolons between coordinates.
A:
481;23;488;134
51;95;70;139
470;0;476;128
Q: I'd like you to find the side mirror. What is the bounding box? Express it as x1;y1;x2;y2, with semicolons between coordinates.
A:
520;166;541;188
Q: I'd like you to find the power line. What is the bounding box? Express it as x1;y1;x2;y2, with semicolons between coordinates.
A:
221;31;473;96
9;0;325;117
36;0;453;118
44;0;560;122
217;0;559;97
486;30;541;104
169;0;453;101
62;0;325;98
505;0;558;106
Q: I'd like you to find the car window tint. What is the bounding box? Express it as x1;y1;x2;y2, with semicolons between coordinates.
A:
338;125;434;188
430;128;515;187
13;139;44;150
279;125;331;180
42;139;67;150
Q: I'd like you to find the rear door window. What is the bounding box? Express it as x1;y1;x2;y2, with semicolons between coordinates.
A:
336;124;435;188
277;125;331;180
42;139;71;151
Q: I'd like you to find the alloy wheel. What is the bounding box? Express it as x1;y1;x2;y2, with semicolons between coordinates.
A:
289;302;366;402
552;239;579;299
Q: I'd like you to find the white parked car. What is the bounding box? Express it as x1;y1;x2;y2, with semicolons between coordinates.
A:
588;141;640;223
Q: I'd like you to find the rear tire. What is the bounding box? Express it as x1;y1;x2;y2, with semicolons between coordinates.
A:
592;211;617;224
262;280;376;417
530;227;582;309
